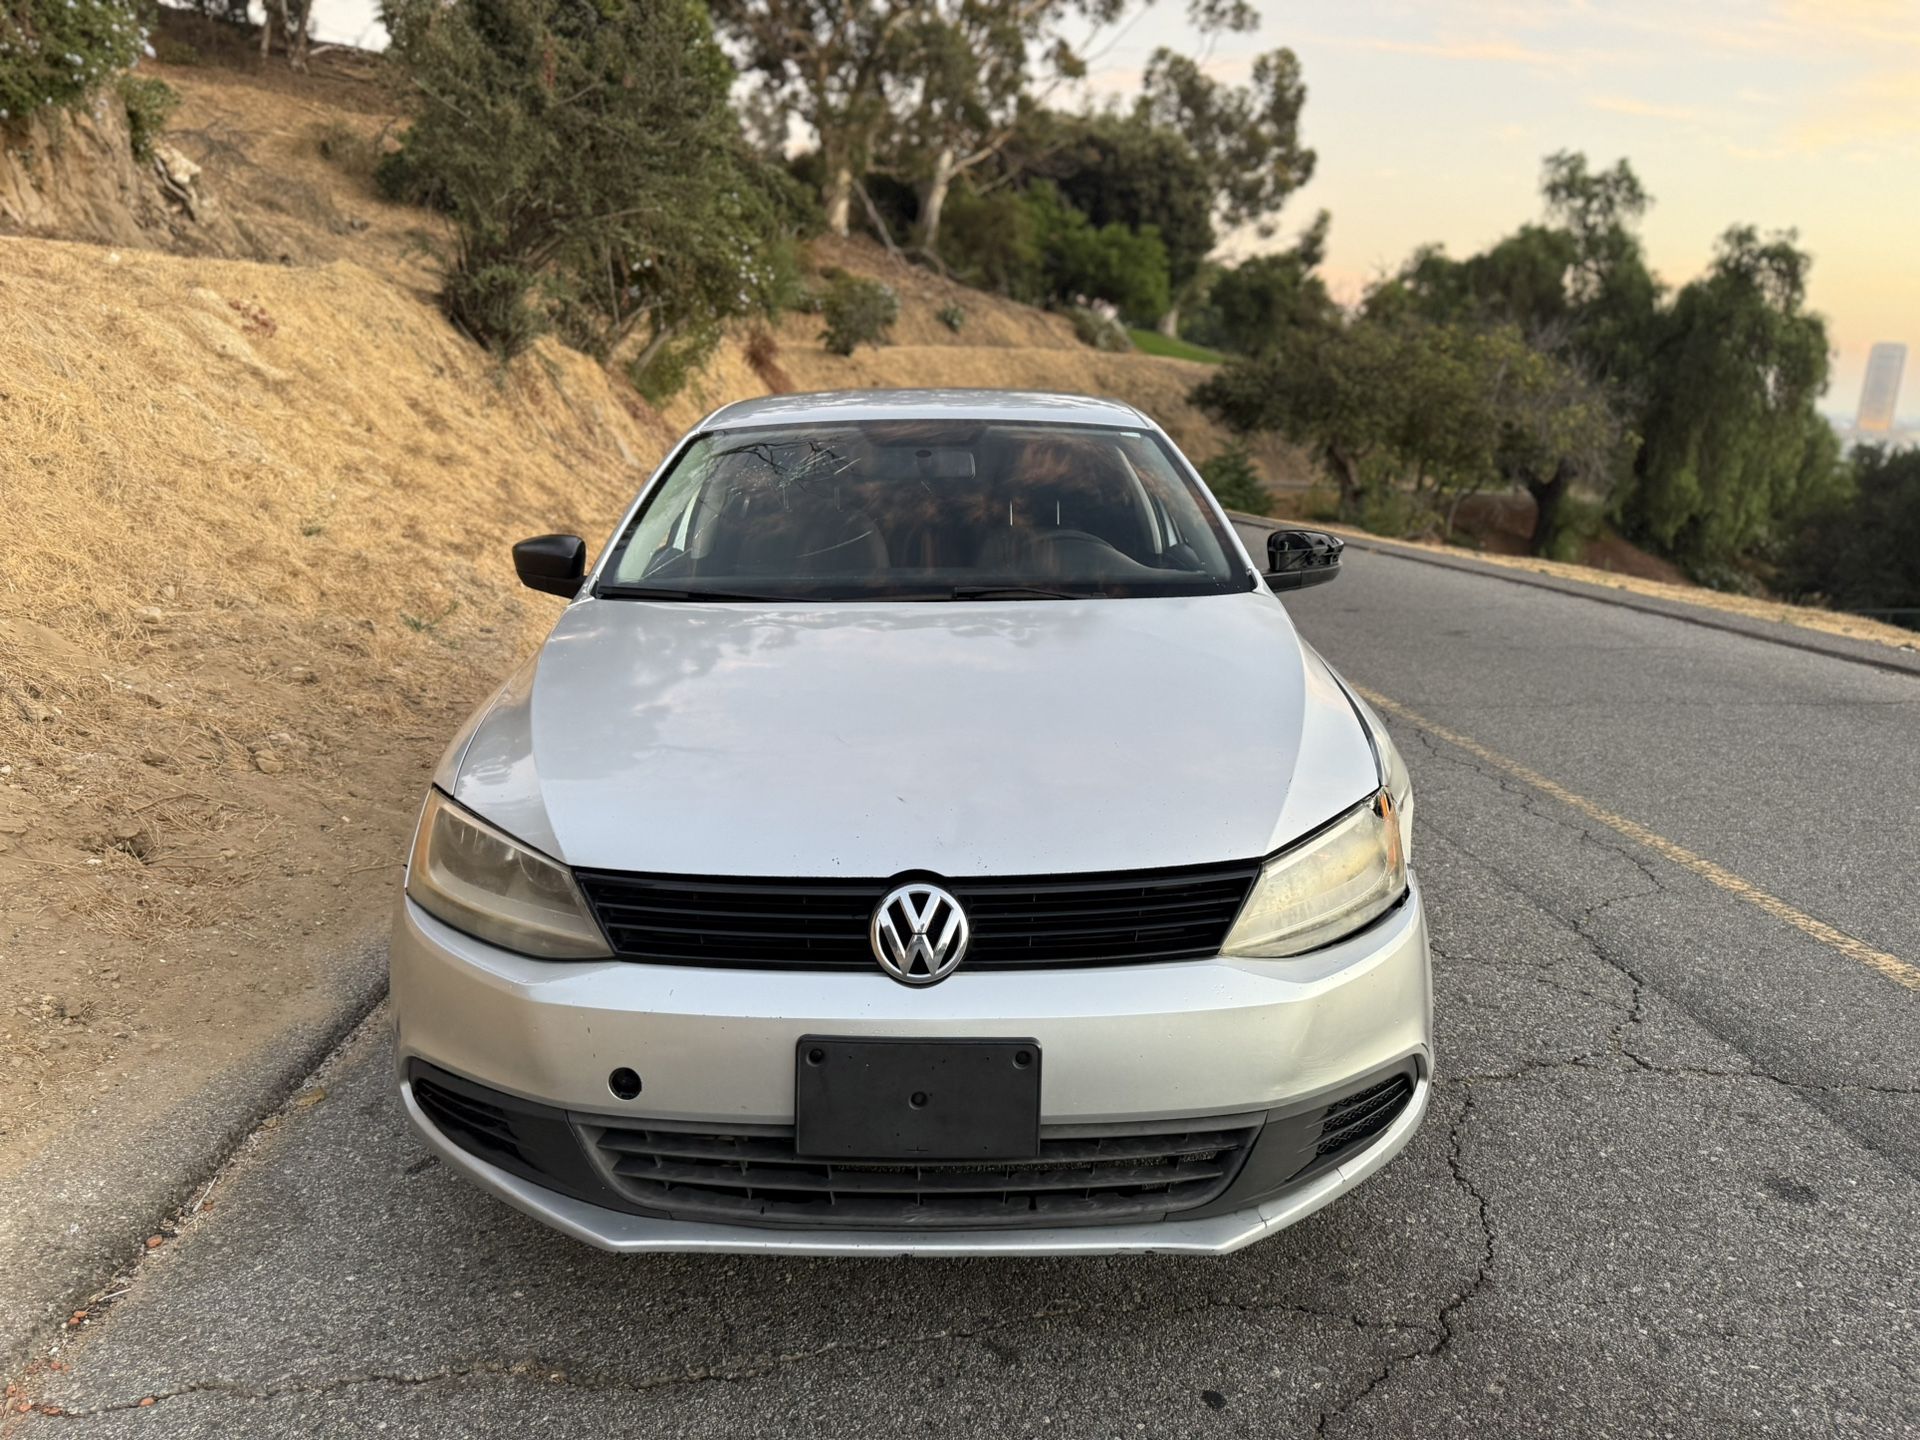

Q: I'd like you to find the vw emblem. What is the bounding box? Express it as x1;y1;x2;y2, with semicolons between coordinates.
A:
870;883;970;986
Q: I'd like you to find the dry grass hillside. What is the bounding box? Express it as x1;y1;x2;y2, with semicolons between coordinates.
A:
0;52;1299;1167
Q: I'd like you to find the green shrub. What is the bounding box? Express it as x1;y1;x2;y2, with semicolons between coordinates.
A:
382;0;800;359
940;186;1044;300
1300;483;1341;523
943;181;1172;323
1039;203;1171;323
1066;305;1130;353
0;0;143;127
820;275;898;356
316;118;379;181
117;74;178;161
442;262;546;359
628;325;719;404
151;35;202;66
937;303;965;333
1357;487;1430;539
1543;493;1605;564
1199;442;1271;515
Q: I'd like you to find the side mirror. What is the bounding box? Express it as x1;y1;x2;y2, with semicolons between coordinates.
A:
513;534;588;598
1263;529;1344;591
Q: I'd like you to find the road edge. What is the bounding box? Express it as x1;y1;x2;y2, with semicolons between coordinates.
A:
0;939;389;1372
1231;514;1920;680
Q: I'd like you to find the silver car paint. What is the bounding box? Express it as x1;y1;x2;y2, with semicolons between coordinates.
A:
449;593;1376;877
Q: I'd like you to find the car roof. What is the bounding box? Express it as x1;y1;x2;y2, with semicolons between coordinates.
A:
702;389;1154;432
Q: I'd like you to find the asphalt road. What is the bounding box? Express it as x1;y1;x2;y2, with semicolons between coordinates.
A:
15;546;1920;1437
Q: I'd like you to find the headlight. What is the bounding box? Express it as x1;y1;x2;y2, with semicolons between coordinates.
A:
1221;791;1408;958
405;790;610;959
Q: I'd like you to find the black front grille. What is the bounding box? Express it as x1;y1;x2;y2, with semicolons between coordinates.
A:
579;1117;1261;1228
574;860;1261;970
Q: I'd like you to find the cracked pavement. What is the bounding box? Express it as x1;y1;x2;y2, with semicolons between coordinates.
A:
11;546;1920;1436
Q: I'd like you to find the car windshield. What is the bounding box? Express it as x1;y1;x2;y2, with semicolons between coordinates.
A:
597;420;1249;601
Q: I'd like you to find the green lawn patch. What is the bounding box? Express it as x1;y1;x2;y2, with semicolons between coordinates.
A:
1127;329;1227;364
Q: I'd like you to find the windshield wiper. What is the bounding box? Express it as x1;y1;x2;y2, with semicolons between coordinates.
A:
597;585;804;602
947;584;1087;601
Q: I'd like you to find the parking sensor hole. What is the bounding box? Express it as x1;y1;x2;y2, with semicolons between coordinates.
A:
608;1067;642;1100
910;1090;930;1109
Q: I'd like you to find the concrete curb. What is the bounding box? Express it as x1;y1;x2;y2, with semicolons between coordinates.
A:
1;938;389;1371
1230;514;1920;681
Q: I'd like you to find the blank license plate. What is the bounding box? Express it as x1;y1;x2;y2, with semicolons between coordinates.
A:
794;1037;1041;1160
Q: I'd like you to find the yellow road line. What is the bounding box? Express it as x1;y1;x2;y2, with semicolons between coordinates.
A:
1356;686;1920;993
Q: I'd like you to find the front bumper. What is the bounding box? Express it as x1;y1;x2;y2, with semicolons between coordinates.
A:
392;875;1432;1255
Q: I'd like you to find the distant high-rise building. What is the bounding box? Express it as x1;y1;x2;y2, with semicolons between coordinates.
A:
1857;343;1907;432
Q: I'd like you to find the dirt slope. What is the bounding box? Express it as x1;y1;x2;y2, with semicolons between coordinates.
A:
0;233;676;1169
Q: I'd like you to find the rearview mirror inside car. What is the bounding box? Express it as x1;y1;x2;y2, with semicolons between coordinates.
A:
1263;529;1344;591
513;534;588;598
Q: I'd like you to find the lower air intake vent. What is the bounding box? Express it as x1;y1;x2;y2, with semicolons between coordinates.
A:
414;1073;532;1172
1312;1070;1416;1165
579;1117;1261;1229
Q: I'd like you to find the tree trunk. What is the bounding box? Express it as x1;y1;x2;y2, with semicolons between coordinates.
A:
630;322;678;381
287;0;309;71
917;146;955;254
1325;443;1365;520
259;1;273;59
1527;460;1573;555
824;163;853;237
1157;304;1181;339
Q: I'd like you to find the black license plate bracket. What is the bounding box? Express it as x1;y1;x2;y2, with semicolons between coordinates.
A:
794;1037;1041;1161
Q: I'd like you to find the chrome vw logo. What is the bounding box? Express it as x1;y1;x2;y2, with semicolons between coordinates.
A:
869;883;970;986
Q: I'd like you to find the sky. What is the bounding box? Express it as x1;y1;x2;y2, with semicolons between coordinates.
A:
306;0;1919;420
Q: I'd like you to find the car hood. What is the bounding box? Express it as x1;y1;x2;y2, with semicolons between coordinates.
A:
448;593;1377;877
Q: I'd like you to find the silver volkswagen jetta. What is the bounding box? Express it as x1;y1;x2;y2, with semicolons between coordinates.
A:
392;389;1431;1256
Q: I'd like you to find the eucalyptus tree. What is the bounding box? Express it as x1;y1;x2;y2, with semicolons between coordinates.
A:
713;0;1259;242
1133;45;1315;332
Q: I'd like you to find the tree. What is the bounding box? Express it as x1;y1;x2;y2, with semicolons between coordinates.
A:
1190;319;1418;518
711;0;915;236
1477;327;1631;551
1033;111;1216;305
884;3;1033;252
1783;446;1920;618
1134;45;1315;332
260;0;314;70
1199;440;1270;514
1189;210;1333;356
1192;316;1628;548
1028;182;1170;320
713;0;1259;241
938;180;1170;318
382;0;798;362
1619;225;1844;573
